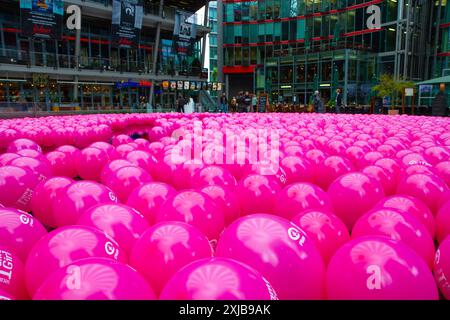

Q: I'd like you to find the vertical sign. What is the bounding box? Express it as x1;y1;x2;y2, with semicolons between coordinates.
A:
173;10;197;56
112;0;143;48
20;0;64;39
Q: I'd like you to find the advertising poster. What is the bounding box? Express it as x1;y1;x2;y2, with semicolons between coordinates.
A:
112;0;144;48
173;10;197;56
20;0;64;39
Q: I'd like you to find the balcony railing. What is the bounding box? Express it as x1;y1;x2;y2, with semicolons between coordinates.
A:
0;49;204;77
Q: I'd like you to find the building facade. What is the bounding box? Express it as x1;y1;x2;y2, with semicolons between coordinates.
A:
221;0;436;106
0;0;210;112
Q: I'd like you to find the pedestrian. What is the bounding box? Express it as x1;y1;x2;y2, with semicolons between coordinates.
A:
313;91;325;113
230;96;237;113
177;95;185;113
251;94;257;113
220;93;228;113
335;89;343;113
243;91;251;112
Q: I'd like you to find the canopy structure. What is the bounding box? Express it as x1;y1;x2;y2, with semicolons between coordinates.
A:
149;0;207;12
417;75;450;85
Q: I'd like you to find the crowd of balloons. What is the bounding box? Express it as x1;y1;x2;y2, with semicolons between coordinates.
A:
0;113;449;300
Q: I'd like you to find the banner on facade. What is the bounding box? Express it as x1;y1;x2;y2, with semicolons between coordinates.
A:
20;0;64;39
173;10;197;56
112;0;143;48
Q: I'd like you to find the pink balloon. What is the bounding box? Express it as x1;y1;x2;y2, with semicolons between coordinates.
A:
396;173;449;215
358;152;384;169
315;156;355;191
200;185;241;226
75;147;110;181
0;247;29;299
55;145;81;163
291;210;350;265
52;181;118;227
274;183;332;220
45;151;76;178
326;236;438;299
0;165;40;211
0;153;20;166
375;195;435;239
100;159;134;183
34;258;156;300
156;190;225;241
216;214;326;299
90;141;120;160
134;138;150;150
235;174;281;215
435;161;450;187
25;225;126;296
112;134;133;147
0;288;15;300
10;156;52;184
30;177;74;228
77;203;149;255
374;158;402;183
190;165;237;189
0;207;47;262
434;236;450;299
328;173;385;229
102;166;153;203
159;258;278;300
130;221;213;296
126;150;157;174
126;182;177;225
352;208;435;269
7;139;42;153
362;165;396;196
424;146;450;165
279;156;314;184
115;144;137;158
436;201;450;243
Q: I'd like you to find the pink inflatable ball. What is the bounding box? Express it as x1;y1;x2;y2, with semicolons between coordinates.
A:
326;236;438;300
130;221;213;296
160;257;277;300
134;138;150;150
434;236;450;299
362;165;396;196
436;201;450;243
353;140;373;153
374;158;402;182
435;161;450;188
216;214;325;299
16;149;49;166
344;146;365;167
376;195;436;239
278;156;314;185
30;177;74;228
315;156;355;191
148;142;165;159
291;210;350;265
156;190;225;241
397;173;449;215
114;143;137;158
126;150;158;174
0;208;47;262
328;172;385;230
0;288;15;300
0;128;18;151
326;140;347;156
190;166;237;190
103;165;153;203
283;145;303;157
100;159;134;184
0;248;28;300
25;225;126;297
401;153;429;168
45;151;76;178
77;203;149;255
358;152;384;170
376;145;396;158
352;208;436;269
274;183;332;220
0;153;20;166
52;181;117;227
201;185;240;226
89;142;120;160
75;147;110;181
0;165;40;212
111;134;133;147
7;139;42;154
34;258;156;300
235;174;281;216
10;156;52;183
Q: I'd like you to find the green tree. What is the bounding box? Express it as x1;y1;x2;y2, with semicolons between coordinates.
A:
371;74;415;110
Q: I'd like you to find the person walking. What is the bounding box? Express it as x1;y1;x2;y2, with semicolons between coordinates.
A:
243;91;251;112
177;95;186;113
335;89;343;114
313;91;325;113
220;93;228;113
251;94;257;113
230;96;237;113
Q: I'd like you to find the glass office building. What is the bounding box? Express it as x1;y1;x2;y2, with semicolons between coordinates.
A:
221;0;436;106
0;0;210;111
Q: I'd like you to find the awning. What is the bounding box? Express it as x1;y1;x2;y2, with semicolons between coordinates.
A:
417;75;450;85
